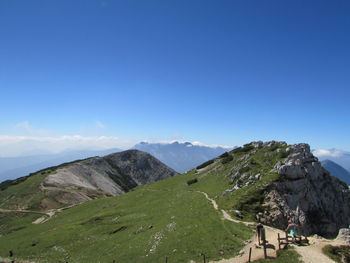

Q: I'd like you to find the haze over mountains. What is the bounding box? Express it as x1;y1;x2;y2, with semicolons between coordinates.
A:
133;141;232;173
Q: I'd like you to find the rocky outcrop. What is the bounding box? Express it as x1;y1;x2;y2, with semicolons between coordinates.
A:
336;228;350;244
259;144;350;238
42;150;177;206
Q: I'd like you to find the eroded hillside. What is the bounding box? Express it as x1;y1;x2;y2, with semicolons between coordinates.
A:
0;150;176;211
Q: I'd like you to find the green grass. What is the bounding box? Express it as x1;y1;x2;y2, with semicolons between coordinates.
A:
0;173;253;263
189;142;287;221
0;212;43;236
0;157;96;211
0;141;290;262
0;172;48;210
323;245;350;263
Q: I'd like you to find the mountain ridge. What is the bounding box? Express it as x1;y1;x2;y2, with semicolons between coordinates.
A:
321;159;350;185
133;141;232;173
0;149;176;211
0;148;122;183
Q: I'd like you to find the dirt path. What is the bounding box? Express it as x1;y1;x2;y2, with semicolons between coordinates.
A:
196;191;348;263
0;204;77;224
291;235;348;263
196;191;284;262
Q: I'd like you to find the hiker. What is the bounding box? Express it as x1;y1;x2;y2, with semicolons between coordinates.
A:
285;219;298;242
256;223;264;246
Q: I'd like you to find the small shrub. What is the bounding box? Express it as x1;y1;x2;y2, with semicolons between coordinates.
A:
279;150;289;159
250;159;258;165
239;166;250;174
196;160;214;169
221;155;233;164
269;144;279;151
232;144;254;154
323;245;350;263
219;152;229;158
187;179;198;185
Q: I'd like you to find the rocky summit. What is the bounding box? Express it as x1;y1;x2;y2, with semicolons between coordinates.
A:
255;142;350;237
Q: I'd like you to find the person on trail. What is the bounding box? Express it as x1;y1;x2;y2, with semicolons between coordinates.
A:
285;219;298;242
256;223;264;246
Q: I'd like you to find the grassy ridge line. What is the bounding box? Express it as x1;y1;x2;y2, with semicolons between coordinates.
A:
0;173;253;263
187;142;288;221
0;157;96;211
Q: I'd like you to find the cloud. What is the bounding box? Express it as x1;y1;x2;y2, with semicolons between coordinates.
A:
312;149;346;158
95;121;106;129
0;135;134;157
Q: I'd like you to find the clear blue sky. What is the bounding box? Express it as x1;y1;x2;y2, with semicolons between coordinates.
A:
0;0;349;150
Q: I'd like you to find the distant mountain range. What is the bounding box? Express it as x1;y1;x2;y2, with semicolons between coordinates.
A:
133;141;232;173
0;148;121;183
321;159;350;185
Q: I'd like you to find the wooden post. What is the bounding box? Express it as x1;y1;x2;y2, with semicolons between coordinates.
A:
261;228;267;259
165;256;168;263
202;253;206;263
248;247;252;262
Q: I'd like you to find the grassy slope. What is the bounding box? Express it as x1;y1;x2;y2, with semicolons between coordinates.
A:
189;142;288;221
0;158;94;211
0;171;48;210
0;173;253;263
0;142;288;262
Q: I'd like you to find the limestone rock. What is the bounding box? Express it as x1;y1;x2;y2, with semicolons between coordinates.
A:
336;228;350;244
260;143;350;238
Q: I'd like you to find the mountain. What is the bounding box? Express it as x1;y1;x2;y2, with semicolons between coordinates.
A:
133;141;232;173
0;148;122;183
0;150;176;210
321;159;350;185
314;149;350;171
0;141;349;263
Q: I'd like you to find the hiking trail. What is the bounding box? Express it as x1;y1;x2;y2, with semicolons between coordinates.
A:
196;191;345;263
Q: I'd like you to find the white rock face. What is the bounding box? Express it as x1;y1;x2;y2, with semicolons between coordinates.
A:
261;144;350;238
336;228;350;244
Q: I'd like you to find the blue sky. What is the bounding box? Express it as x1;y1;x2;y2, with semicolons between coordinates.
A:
0;0;349;154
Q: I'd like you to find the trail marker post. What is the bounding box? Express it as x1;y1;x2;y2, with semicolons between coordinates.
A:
261;227;267;259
